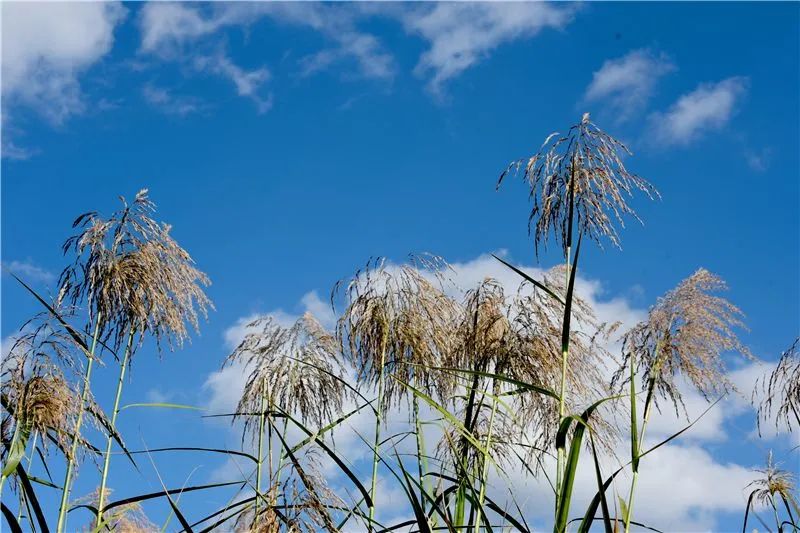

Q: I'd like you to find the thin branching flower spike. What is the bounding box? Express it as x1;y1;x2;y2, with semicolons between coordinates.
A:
614;268;753;416
756;338;800;434
499;114;658;256
745;452;800;525
225;312;347;436
60;188;212;353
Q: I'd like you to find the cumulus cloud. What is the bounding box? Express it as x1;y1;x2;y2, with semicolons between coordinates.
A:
650;77;749;146
1;2;125;125
401;3;575;95
137;2;393;114
584;48;676;121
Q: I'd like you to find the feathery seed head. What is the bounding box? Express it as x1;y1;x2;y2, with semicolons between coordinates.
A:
498;115;658;256
226;312;347;439
615;268;752;415
60;189;212;354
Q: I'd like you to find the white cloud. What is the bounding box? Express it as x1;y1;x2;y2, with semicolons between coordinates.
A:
142;83;203;116
402;3;575;95
651;77;749;146
2;259;55;284
1;2;126;125
584;48;675;121
194;54;272;114
744;147;773;173
138;3;273;114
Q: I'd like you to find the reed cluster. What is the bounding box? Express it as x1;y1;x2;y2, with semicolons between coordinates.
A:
1;116;794;533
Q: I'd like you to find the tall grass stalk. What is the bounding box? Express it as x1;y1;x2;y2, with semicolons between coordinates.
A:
623;338;665;533
367;336;388;529
474;390;499;533
56;317;102;533
96;327;136;527
255;380;267;520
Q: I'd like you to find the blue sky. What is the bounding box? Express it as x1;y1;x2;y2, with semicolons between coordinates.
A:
2;2;799;531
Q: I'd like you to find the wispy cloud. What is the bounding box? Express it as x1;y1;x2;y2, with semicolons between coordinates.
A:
650;77;749;146
401;2;576;96
744;147;773;173
142;83;204;116
2;259;55;284
584;48;675;121
138;3;273;114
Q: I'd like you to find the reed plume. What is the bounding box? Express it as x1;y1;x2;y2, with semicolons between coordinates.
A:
57;188;212;529
225;312;347;523
745;452;800;526
225;312;347;437
756;338;800;434
498;113;658;256
614;268;752;415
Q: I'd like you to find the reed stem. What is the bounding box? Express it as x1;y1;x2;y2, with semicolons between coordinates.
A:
96;327;135;528
368;335;388;530
57;316;102;533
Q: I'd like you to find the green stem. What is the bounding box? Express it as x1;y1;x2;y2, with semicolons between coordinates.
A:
57;317;102;533
255;381;267;522
96;327;135;528
475;391;499;533
624;336;666;533
555;242;571;517
413;395;428;516
16;431;38;523
367;336;388;530
274;417;289;495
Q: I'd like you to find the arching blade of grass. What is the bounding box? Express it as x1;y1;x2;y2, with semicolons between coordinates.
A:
127;446;258;465
577;399;722;533
274;405;374;509
290;399;375;455
492;254;565;305
70;480;243;519
555;393;619;533
394;451;433;533
588;433;613;533
16;464;49;533
1;502;23;533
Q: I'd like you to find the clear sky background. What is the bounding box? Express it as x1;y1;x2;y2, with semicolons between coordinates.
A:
2;2;799;532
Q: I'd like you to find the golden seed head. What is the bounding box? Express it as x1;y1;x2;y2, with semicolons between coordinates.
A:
59;189;212;355
615;268;752;415
499;116;658;256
